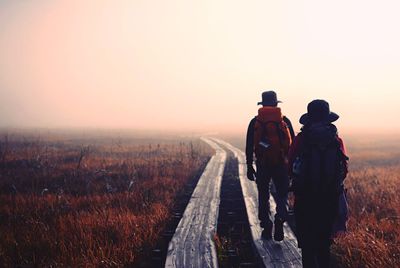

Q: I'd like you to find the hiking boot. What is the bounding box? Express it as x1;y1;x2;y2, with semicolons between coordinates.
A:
261;223;272;240
274;217;284;241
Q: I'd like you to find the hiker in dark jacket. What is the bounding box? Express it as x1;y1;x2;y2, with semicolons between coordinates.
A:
246;91;295;241
288;100;349;268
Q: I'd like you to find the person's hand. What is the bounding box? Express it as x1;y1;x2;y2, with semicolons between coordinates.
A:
247;164;256;181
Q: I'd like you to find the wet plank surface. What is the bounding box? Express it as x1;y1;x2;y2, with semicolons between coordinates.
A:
213;138;302;268
165;137;227;268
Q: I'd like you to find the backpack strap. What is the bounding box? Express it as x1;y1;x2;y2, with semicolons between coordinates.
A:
283;116;295;141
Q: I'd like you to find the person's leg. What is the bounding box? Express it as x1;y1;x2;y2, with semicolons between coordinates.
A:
271;165;289;221
301;246;318;268
256;161;272;237
271;165;289;241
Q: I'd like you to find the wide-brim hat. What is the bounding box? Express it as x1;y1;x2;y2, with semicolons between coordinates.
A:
300;99;339;125
257;90;282;106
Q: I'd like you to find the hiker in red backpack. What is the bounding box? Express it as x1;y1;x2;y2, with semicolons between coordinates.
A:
246;91;294;241
288;100;349;268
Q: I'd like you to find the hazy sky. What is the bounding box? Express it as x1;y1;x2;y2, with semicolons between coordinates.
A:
1;0;399;134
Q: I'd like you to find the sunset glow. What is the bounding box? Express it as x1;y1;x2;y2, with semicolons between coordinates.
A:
1;0;399;134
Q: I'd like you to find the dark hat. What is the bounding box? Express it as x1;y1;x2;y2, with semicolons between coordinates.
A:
257;91;282;106
300;99;339;125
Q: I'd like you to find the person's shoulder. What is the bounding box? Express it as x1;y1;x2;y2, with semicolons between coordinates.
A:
335;135;349;159
297;130;304;137
283;115;291;120
247;116;257;130
295;131;305;140
336;134;344;142
282;115;292;124
335;135;346;148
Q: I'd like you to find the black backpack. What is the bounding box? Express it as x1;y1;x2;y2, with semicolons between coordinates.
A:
292;124;348;197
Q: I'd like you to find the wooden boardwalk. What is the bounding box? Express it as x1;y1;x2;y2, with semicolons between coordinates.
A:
165;137;227;268
213;138;302;268
165;137;301;268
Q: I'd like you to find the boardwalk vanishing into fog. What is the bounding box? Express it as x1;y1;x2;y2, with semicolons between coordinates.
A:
165;137;301;268
165;137;227;268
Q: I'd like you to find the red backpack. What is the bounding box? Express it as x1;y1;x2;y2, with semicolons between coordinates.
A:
253;107;292;166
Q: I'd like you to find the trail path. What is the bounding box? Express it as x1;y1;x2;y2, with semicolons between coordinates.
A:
165;137;226;268
212;138;302;268
165;137;302;268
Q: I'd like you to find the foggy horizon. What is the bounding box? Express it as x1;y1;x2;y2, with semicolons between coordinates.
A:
1;1;400;135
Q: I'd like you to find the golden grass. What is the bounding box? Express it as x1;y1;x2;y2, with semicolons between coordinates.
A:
0;133;211;267
332;150;400;267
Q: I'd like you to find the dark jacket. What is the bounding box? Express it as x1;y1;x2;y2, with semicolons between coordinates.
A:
288;125;348;178
246;115;295;165
287;123;349;248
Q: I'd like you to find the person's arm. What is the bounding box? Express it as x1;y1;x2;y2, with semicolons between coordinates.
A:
245;117;256;165
288;133;303;176
283;116;295;142
337;136;349;177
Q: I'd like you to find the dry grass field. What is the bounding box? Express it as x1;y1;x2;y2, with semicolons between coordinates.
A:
332;135;400;268
0;130;212;267
1;130;399;267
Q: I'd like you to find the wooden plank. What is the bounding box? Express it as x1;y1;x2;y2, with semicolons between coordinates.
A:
212;138;302;268
165;137;227;268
